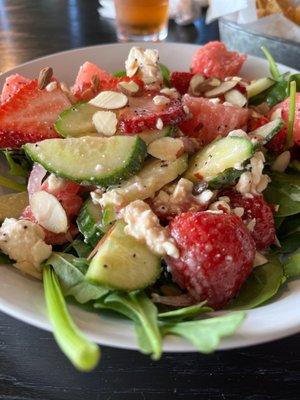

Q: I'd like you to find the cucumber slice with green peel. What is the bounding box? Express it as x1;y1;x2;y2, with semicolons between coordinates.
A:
77;199;105;247
0;191;28;221
208;168;243;190
184;137;254;183
55;103;99;137
246;77;274;99
24;136;147;187
249;118;284;144
101;155;188;208
138;126;176;144
86;220;161;291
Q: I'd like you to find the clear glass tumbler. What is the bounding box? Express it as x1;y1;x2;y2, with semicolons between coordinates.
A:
114;0;169;42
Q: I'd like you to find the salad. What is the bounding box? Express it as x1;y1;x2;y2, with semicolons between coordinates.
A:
0;41;299;371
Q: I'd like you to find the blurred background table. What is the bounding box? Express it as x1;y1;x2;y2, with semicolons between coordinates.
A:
0;1;300;399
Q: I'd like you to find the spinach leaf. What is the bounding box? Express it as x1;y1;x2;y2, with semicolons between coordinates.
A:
43;266;100;371
159;63;170;86
0;175;26;192
284;250;300;278
261;46;281;80
279;233;300;254
113;70;126;78
0;251;13;264
278;214;300;238
70;239;92;258
158;301;213;322
161;312;245;354
264;171;300;217
2;149;31;178
228;256;284;310
102;291;162;359
45;252;108;303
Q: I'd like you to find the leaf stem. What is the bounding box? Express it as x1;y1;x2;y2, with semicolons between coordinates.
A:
0;176;27;192
261;46;281;80
286;80;296;149
43;265;100;371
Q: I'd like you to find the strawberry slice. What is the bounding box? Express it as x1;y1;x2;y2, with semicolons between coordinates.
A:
170;72;193;95
1;74;30;103
0;80;71;148
118;94;187;134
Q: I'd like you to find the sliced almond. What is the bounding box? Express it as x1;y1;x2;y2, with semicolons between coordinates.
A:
92;110;117;136
153;95;170;106
253;251;268;267
189;77;220;95
189;74;205;95
38;67;53;89
271;150;291;173
117;80;140;96
147;137;184;161
224;89;247;107
204;79;239;97
89;91;128;109
30;190;68;234
270;107;282;121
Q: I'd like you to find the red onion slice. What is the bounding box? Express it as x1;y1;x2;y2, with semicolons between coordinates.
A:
27;163;47;197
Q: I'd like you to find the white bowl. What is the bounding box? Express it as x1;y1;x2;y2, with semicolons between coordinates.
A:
0;42;299;352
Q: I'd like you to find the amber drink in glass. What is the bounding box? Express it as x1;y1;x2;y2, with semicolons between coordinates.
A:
114;0;169;42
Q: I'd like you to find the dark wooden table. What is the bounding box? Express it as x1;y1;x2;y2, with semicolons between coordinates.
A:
0;1;300;399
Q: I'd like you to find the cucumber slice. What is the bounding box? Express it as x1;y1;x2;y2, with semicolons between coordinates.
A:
55;103;99;137
184;137;254;182
0;192;28;221
24;136;147;187
86;220;161;291
246;77;274;98
101;155;188;208
138;126;176;144
77;199;105;247
208;168;243;190
249;118;284;144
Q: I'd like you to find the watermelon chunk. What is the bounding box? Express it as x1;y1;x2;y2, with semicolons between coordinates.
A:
190;41;246;80
1;74;30;103
270;93;300;145
179;95;250;145
72;61;117;101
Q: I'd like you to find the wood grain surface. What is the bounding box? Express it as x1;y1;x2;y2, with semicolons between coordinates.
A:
0;1;299;399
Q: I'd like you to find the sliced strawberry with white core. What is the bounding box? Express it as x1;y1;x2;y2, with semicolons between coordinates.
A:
118;94;187;134
0;80;71;148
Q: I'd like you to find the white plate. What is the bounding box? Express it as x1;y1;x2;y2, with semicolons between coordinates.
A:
0;42;299;352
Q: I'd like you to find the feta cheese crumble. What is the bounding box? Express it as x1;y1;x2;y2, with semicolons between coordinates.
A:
235;152;270;195
121;200;179;258
0;218;52;279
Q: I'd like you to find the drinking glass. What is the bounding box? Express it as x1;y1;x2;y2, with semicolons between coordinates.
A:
114;0;169;42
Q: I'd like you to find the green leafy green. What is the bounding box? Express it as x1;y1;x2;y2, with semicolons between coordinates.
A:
158;301;213;322
113;70;126;78
43;266;100;371
161;312;245;354
101;204;116;229
278;214;300;238
0;251;13;264
3;150;30;178
100;291;162;359
290;160;300;172
68;239;92;258
249;77;288;107
279;233;300;254
284;250;300;278
286;80;297;149
46;253;108;304
159;63;170;86
228;256;284;310
261;46;280;79
0;176;26;192
264;171;300;217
